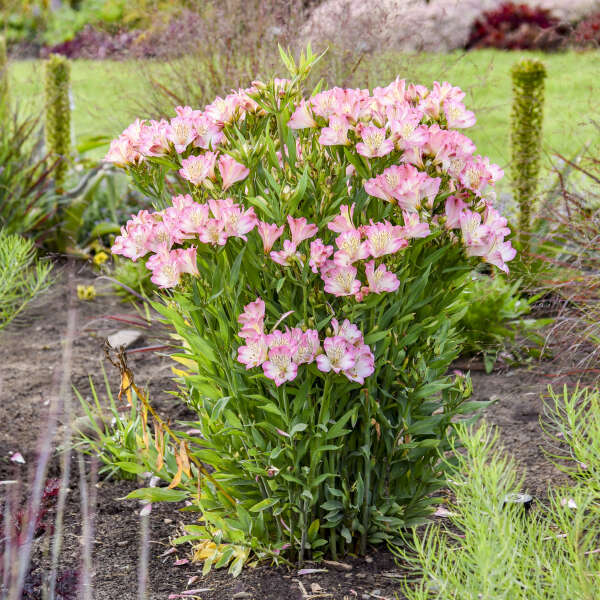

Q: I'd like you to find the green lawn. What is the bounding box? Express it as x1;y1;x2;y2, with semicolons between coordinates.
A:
10;50;600;172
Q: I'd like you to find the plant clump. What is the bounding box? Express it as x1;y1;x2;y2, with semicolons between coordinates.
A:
465;2;568;50
103;48;515;568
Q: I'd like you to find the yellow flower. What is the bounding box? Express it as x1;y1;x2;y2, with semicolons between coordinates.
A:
93;251;109;266
77;285;96;300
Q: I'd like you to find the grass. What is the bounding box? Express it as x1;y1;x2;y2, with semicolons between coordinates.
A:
394;386;600;599
9;49;600;169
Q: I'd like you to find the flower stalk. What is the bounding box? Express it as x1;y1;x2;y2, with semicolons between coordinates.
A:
510;58;546;252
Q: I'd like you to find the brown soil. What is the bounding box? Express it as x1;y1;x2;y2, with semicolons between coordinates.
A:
0;264;577;599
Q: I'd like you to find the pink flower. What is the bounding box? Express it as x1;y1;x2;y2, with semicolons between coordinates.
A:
257;221;285;253
333;230;369;266
343;345;375;384
266;328;294;348
309;239;334;273
316;336;356;374
139;119;171;157
483;206;511;238
104;136;141;167
205;95;242;127
198;219;228;246
111;222;154;261
365;261;400;294
168;115;197;154
177;201;210;234
216;202;257;240
419;81;466;120
328;204;356;234
238;297;265;340
365;164;441;212
173;247;199;276
145;221;181;254
310;90;340;119
466;234;516;273
293;330;321;365
459;156;503;196
331;318;363;346
443;100;476;129
270;240;300;266
218;154;249;190
355;124;394;158
459;210;489;248
147;251;182;289
322;265;362;297
262;345;298;387
402;211;431;239
192;114;223;149
444;196;468;229
388;106;427;148
287;216;318;247
171;194;195;211
179;153;217;185
288;99;317;129
318;115;351;146
237;334;269;369
362;220;407;258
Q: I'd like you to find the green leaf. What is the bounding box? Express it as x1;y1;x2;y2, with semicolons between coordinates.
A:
290;422;308;437
249;497;279;512
125;488;188;502
229;246;247;288
115;461;147;475
307;519;320;542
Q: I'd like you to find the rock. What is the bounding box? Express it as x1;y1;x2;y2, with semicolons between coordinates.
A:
107;329;143;349
232;593;252;599
324;560;352;571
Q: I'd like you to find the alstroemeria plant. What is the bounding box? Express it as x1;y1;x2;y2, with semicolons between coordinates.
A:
106;48;514;566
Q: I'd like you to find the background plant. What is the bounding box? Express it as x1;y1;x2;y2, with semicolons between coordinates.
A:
0;229;53;331
0;109;58;239
394;394;600;600
465;2;568;50
44;53;71;195
459;273;548;372
510;57;546;252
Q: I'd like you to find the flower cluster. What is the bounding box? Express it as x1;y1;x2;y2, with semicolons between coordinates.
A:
112;195;257;287
104;86;262;166
259;204;428;301
444;196;515;272
287;78;513;272
236;298;374;386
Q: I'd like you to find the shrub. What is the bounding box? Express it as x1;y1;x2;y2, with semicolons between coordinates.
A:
104;48;514;565
510;58;546;251
465;2;568;50
0;230;53;331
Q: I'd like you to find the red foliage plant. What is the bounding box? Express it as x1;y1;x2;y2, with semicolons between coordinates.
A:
466;2;569;50
572;12;600;48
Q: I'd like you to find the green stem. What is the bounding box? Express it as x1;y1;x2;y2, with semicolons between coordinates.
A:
360;388;372;555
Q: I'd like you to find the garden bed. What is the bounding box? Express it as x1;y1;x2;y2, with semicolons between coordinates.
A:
0;266;572;599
